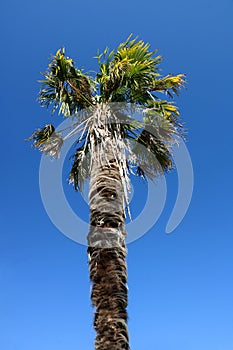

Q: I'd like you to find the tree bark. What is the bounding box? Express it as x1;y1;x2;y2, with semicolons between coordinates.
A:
87;106;129;350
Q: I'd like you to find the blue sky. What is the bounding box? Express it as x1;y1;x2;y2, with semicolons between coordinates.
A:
1;0;233;349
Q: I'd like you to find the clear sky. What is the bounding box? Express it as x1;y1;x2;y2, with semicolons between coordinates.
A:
1;0;233;349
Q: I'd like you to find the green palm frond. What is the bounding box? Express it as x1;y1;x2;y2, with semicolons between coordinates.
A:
131;128;173;175
116;101;182;177
144;99;181;125
151;73;186;98
69;142;91;191
39;48;95;116
96;36;186;107
27;124;63;157
27;124;55;146
97;35;161;103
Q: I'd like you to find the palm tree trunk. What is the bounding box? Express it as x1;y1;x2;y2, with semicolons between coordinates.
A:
87;107;129;350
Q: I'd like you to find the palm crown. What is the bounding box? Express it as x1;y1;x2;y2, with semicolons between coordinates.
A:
29;35;185;207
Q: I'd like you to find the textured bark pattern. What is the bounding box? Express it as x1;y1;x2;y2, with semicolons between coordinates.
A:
88;139;129;349
88;160;126;248
87;246;129;350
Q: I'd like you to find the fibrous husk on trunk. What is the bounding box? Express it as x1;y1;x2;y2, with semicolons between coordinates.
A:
87;105;129;350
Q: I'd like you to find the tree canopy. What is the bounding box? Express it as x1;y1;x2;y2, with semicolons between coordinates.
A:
28;35;185;205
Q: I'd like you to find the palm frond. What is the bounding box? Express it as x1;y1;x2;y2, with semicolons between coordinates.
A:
69;142;91;191
27;124;63;157
144;99;181;124
119;101;183;178
96;35;161;104
151;74;186;97
131;128;173;175
96;36;187;109
39;48;95;116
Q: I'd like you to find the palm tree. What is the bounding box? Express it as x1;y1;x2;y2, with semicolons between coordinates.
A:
28;35;185;350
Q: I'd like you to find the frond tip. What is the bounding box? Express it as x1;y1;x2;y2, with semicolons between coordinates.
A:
152;74;186;97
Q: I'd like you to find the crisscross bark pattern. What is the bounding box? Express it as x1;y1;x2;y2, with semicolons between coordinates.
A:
87;247;129;350
87;137;129;349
